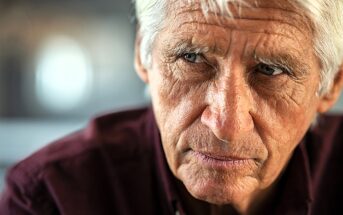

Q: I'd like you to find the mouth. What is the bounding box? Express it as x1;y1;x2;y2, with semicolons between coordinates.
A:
191;150;258;170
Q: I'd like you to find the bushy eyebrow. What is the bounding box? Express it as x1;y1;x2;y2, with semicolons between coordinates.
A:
164;39;211;57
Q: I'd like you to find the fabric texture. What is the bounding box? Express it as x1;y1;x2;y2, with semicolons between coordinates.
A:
0;107;342;215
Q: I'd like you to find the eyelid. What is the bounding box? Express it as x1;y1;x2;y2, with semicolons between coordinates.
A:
181;52;205;63
254;56;293;75
268;65;284;76
270;64;292;75
252;62;292;78
178;51;218;75
257;60;293;75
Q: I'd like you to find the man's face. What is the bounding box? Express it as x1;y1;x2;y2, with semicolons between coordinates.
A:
143;0;324;210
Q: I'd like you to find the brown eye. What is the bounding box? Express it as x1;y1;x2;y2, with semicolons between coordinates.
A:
183;53;203;63
255;63;284;76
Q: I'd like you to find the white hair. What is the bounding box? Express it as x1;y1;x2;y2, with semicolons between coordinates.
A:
134;0;343;94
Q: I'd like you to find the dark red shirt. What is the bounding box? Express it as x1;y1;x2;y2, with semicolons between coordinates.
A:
0;107;342;215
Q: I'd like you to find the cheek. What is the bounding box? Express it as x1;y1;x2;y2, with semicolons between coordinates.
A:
148;65;210;170
253;72;320;136
253;83;319;186
150;63;209;129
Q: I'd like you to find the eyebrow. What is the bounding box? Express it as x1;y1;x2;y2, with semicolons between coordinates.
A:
165;39;212;57
164;38;311;78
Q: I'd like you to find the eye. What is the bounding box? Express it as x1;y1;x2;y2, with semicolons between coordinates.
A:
183;53;203;63
255;63;284;76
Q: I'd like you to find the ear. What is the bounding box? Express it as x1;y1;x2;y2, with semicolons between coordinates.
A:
134;29;149;84
317;63;343;113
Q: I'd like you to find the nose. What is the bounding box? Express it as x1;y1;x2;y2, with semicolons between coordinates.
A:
201;68;254;142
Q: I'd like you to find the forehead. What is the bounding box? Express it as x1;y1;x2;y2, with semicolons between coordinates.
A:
168;0;306;15
165;0;313;38
160;0;314;58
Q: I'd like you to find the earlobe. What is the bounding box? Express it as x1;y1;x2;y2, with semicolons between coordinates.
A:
134;29;149;84
317;64;343;113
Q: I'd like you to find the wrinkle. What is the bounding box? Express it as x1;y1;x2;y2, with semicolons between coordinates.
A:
240;36;249;61
184;121;267;161
282;85;305;107
176;20;301;43
224;28;233;58
172;4;311;39
173;1;305;20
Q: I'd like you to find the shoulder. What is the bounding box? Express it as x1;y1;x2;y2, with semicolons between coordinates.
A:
9;107;154;177
306;113;343;167
314;114;343;135
305;113;343;213
306;114;343;159
0;107;157;214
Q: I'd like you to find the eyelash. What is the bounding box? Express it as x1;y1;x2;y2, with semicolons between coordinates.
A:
253;63;288;76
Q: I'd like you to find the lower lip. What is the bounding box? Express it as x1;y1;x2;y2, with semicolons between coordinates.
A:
191;151;253;170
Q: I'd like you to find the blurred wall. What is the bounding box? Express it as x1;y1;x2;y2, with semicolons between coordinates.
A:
0;0;149;190
0;0;148;119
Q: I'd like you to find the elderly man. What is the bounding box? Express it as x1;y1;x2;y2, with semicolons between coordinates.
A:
1;0;343;214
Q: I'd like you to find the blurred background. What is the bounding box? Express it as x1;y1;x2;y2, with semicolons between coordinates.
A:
0;0;343;192
0;0;149;191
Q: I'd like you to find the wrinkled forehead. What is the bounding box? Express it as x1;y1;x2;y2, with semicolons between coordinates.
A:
168;0;303;13
166;0;312;33
159;0;317;70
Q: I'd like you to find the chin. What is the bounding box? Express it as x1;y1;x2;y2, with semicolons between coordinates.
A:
178;166;259;206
